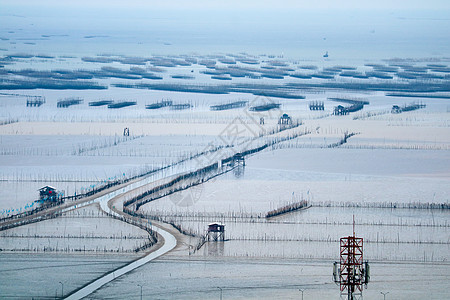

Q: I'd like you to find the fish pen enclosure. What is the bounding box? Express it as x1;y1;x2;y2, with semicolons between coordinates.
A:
107;101;137;109
330;97;368;116
170;103;191;110
333;104;365;115
309;101;324;110
145;100;173;110
57;97;83;108
266;199;309;218
89;100;113;106
328;97;369;105
391;102;426;114
210;100;247;111
249;103;281;112
26;96;45;107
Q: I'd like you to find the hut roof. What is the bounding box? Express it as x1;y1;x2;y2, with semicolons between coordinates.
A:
38;185;57;191
208;222;224;226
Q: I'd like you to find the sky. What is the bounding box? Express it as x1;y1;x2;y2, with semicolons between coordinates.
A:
2;0;450;12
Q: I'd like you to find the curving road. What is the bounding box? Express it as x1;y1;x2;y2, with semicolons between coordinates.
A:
64;174;181;299
65;224;176;299
1;162;196;299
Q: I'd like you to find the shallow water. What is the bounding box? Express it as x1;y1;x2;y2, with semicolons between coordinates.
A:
89;257;450;300
1;4;450;299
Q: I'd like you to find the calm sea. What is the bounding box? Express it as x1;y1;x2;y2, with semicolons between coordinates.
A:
1;8;449;62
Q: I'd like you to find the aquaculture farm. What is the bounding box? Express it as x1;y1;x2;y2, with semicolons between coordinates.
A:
1;3;450;300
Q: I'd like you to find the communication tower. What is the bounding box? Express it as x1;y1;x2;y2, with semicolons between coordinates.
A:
333;217;370;300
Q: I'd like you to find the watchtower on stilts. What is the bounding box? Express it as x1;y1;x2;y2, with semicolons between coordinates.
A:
232;153;245;167
207;222;225;241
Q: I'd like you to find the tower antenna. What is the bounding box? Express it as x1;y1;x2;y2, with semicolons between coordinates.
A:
333;215;370;300
353;214;355;237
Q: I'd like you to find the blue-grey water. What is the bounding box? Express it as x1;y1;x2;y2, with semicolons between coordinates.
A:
1;3;450;299
1;5;449;61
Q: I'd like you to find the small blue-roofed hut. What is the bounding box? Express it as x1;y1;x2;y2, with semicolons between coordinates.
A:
38;185;58;202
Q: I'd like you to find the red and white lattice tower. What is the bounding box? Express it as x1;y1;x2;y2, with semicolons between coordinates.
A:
333;217;370;300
